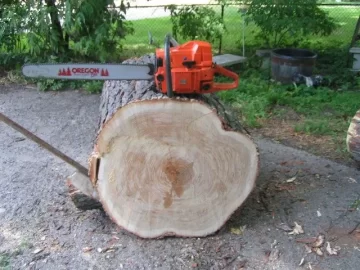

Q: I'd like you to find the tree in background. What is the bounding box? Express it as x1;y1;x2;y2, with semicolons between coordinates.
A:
242;0;339;48
0;0;134;63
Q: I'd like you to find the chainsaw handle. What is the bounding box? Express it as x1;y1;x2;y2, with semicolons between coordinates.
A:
212;64;239;91
164;34;174;97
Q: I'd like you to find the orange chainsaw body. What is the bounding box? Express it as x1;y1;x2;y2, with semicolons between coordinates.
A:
154;40;239;94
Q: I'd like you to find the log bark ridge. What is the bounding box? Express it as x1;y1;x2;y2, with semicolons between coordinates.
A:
86;54;259;238
347;109;360;164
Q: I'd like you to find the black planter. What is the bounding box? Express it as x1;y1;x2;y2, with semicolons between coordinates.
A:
271;48;317;84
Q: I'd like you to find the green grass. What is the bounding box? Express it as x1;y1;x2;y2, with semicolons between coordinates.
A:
0;252;10;270
125;5;360;55
216;68;360;136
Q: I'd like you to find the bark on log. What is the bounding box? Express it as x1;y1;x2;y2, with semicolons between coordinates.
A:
66;171;102;211
84;54;259;238
347;109;360;164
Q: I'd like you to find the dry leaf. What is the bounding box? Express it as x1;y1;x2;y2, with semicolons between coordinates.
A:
286;176;297;183
312;234;325;248
348;177;357;183
313;247;323;256
275;222;293;232
326;242;340;255
230;225;246;235
289;222;304;235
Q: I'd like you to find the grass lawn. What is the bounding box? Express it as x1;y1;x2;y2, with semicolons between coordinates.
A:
123;5;360;55
118;4;360;165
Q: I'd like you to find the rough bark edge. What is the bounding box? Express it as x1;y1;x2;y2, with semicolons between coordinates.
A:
66;171;103;211
91;98;260;239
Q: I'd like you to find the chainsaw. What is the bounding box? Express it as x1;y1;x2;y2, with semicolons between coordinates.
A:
22;34;239;97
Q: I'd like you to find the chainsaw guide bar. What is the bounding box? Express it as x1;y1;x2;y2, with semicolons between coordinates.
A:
22;63;155;81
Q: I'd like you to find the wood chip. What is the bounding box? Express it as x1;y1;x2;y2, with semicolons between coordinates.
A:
288;222;304;235
286;176;297;183
83;247;93;253
33;248;43;254
326;242;340;255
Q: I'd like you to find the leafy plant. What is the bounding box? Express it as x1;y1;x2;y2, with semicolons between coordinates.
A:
167;4;226;43
242;0;339;48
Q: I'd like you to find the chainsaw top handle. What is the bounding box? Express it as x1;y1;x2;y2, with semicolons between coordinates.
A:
164;34;174;98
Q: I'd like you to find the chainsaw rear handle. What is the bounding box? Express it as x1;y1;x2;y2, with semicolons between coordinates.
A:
212;64;239;91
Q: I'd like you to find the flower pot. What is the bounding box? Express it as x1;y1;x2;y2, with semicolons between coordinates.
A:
271;48;317;84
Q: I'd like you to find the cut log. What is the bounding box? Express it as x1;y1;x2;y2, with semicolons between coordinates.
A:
347;109;360;164
85;54;259;238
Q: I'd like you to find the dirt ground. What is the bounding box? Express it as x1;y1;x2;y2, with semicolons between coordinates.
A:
0;84;359;270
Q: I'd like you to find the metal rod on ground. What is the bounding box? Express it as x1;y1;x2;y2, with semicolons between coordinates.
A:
0;112;88;176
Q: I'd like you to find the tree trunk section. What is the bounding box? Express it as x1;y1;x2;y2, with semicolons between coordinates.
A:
347;109;360;164
85;54;259;238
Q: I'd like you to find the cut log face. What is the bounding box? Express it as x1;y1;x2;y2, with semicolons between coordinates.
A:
83;54;260;238
347;109;360;164
94;99;259;238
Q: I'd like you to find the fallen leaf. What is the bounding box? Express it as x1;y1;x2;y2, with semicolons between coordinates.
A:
299;257;305;266
33;248;43;254
326;242;340;255
230;225;246;235
286;176;297;183
312;234;325;248
275;222;293;232
348;177;357;183
288;222;304;235
313;247;323;256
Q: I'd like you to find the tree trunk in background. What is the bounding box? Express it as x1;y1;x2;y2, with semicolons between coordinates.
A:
45;0;68;53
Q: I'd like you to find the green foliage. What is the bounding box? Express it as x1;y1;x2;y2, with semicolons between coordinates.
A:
0;252;10;269
167;4;226;43
243;0;339;48
0;0;134;91
0;0;133;64
217;69;359;136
